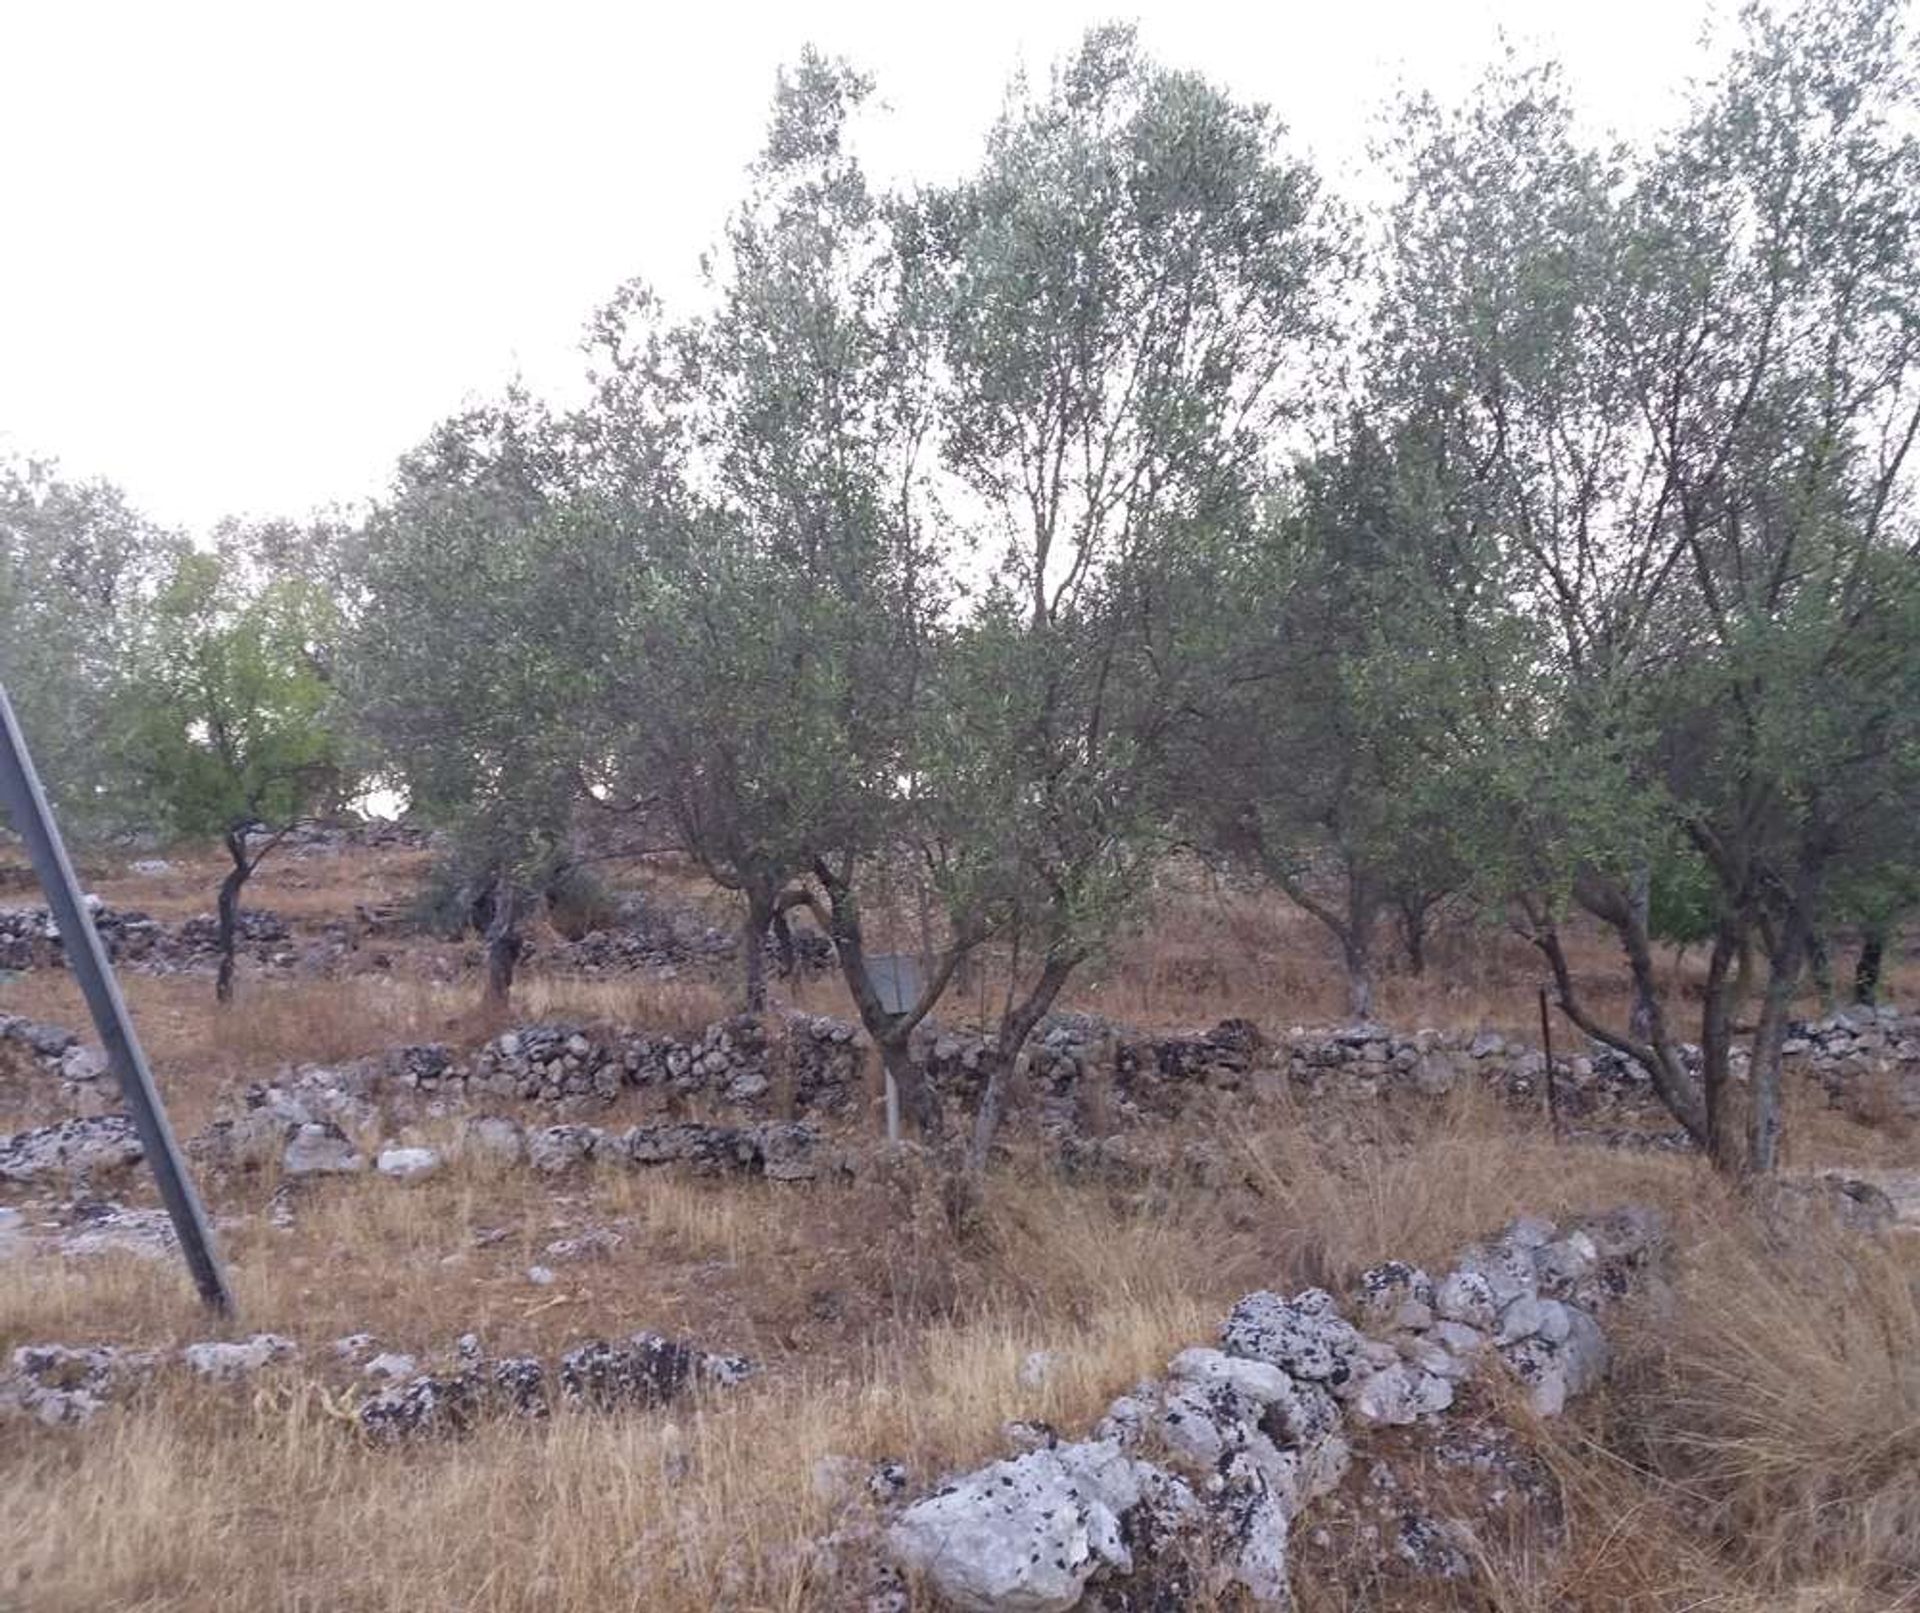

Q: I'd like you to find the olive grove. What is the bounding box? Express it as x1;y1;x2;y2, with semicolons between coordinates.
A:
4;0;1916;1175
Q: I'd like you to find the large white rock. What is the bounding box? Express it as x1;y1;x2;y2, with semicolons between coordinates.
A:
1208;1452;1293;1608
1434;1269;1498;1330
1454;1239;1538;1309
1166;1346;1293;1405
375;1145;441;1181
1499;1305;1608;1417
526;1125;601;1173
886;1439;1150;1612
181;1333;297;1381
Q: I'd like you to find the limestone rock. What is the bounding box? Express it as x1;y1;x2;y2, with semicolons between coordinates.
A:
0;1114;144;1183
375;1145;441;1181
526;1125;602;1173
363;1352;419;1381
461;1115;524;1166
886;1439;1152;1612
282;1121;365;1177
2;1342;158;1424
557;1332;753;1410
182;1334;297;1381
1434;1269;1498;1330
1166;1346;1294;1405
1221;1288;1362;1386
1348;1361;1455;1426
1353;1261;1436;1333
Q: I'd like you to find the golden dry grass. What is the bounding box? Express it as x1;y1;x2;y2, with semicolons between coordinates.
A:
3;840;1918;1611
5;1110;1916;1612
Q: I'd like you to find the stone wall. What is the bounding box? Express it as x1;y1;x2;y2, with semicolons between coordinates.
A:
0;901;296;976
867;1206;1664;1612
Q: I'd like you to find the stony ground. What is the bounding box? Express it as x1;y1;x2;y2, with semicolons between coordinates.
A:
1;838;1915;1611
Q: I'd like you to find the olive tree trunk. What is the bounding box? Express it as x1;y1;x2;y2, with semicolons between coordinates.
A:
966;950;1081;1173
1854;924;1886;1006
483;877;522;1011
215;827;249;1005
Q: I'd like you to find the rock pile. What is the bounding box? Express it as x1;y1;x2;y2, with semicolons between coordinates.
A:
279;1014;869;1116
1;1342;162;1425
0;1013;117;1121
356;1330;754;1441
1790;1006;1920;1119
0;900;166;970
0;1114;143;1184
541;893;835;979
170;1002;1920;1173
0;901;296;976
1;1326;753;1438
875;1206;1663;1611
186;1087;836;1183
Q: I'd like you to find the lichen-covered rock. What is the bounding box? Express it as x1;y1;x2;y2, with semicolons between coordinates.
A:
1353;1262;1436;1333
357;1370;482;1443
1348;1361;1454;1426
1452;1236;1539;1310
0;1114;143;1183
1204;1453;1293;1607
362;1352;419;1382
1498;1305;1608;1417
863;1204;1659;1610
1433;1269;1499;1330
1166;1346;1295;1405
525;1124;603;1173
1221;1288;1362;1386
886;1439;1154;1612
2;1342;158;1424
460;1114;524;1166
557;1332;753;1410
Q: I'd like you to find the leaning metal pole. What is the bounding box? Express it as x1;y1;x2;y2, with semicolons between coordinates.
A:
0;682;233;1313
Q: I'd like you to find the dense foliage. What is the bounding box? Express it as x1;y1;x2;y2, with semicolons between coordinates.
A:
4;1;1916;1170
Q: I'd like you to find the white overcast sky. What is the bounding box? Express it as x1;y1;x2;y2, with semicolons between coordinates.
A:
2;0;1722;533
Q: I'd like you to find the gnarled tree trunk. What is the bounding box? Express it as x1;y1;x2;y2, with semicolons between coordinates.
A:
484;877;522;1011
1854;924;1886;1006
1697;916;1748;1171
742;884;773;1015
215;826;249;1005
967;949;1080;1173
1747;909;1812;1177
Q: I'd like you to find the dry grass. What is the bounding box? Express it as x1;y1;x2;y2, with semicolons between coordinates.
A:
6;1109;1915;1612
3;840;1919;1611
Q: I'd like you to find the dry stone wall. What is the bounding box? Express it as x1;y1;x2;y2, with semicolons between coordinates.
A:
0;901;296;976
868;1206;1664;1612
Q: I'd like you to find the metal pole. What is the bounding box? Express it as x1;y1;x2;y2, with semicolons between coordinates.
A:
0;683;233;1313
1538;985;1560;1139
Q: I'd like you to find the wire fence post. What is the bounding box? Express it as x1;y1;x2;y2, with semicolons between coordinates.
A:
0;683;233;1314
1538;984;1561;1140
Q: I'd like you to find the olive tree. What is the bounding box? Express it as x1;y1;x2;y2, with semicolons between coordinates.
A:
117;548;343;999
875;24;1339;1161
349;392;627;1006
1186;422;1477;1020
0;454;183;831
1376;1;1920;1173
591;51;937;1017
